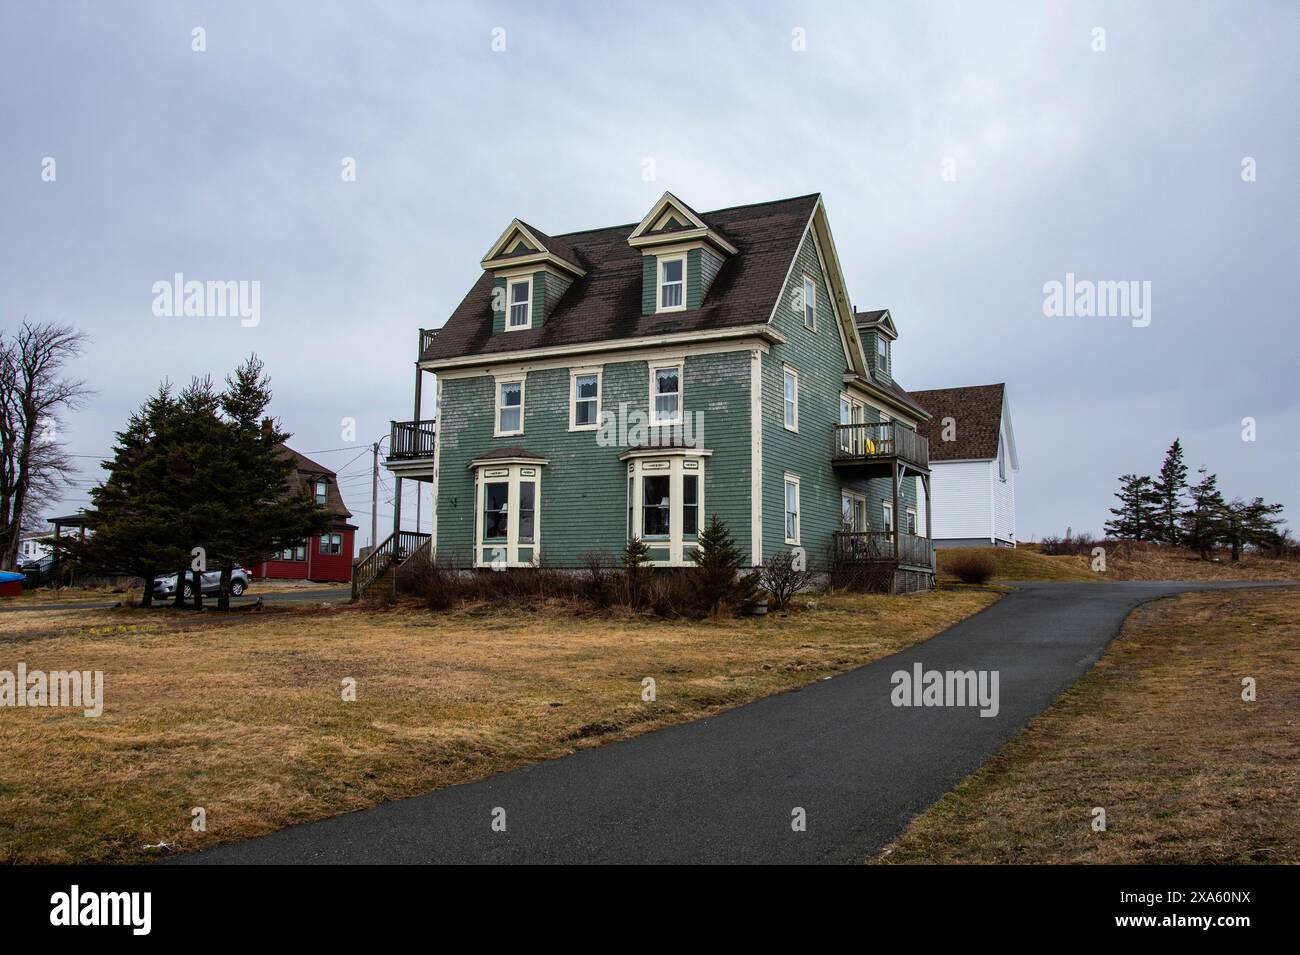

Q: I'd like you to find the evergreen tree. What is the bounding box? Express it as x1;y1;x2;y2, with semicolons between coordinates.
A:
1152;438;1188;544
211;356;331;610
690;514;758;616
1220;496;1285;561
621;535;651;608
80;386;189;606
1179;468;1226;559
83;356;331;610
1103;474;1159;540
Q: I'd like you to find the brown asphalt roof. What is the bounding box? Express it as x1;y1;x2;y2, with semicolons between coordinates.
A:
910;384;1006;461
422;194;820;362
277;445;355;528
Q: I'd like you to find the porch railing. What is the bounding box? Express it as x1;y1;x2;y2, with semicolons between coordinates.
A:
390;419;436;460
832;421;929;468
833;530;934;569
351;530;431;600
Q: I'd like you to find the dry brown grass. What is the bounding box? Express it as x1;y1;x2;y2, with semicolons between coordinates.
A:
937;546;1098;583
0;588;996;863
878;587;1300;864
1023;541;1300;582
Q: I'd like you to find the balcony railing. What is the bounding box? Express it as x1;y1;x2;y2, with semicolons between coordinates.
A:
390;419;436;460
419;327;439;355
833;530;934;569
832;421;929;468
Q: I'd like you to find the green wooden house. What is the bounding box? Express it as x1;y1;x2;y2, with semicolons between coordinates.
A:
360;193;935;596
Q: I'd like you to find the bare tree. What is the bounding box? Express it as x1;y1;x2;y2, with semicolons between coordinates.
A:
0;321;91;569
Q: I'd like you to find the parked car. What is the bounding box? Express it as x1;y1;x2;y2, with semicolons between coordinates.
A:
153;567;251;599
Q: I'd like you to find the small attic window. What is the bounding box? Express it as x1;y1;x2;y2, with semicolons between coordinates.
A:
659;256;685;312
803;276;816;330
876;334;890;372
507;277;532;329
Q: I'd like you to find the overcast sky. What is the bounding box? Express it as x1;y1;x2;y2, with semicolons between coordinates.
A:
3;1;1296;545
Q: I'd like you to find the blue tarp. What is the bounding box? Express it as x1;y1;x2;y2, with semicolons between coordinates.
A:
0;571;25;583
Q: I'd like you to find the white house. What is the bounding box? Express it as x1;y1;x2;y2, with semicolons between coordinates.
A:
912;383;1018;547
17;535;51;563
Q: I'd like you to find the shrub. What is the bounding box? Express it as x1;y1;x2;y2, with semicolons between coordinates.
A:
691;514;758;617
760;551;812;610
946;551;996;584
622;537;651;609
579;550;617;608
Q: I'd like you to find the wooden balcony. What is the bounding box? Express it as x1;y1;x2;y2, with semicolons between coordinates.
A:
389;419;436;461
833;531;935;571
419;327;439;357
832;421;929;471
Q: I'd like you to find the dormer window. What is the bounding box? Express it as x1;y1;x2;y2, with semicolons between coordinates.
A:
314;480;328;506
659;257;685;311
507;278;532;330
876;333;890;373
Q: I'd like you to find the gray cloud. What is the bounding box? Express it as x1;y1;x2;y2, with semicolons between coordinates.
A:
2;1;1296;542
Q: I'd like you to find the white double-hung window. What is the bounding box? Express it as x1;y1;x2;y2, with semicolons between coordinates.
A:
495;377;524;436
570;368;601;431
783;366;799;431
803;275;816;330
659;256;685;311
784;474;800;545
651;363;682;426
507;277;532;329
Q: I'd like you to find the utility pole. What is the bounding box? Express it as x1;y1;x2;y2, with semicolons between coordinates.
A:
370;441;379;550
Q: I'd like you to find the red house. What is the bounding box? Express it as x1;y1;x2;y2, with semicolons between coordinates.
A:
253;446;357;583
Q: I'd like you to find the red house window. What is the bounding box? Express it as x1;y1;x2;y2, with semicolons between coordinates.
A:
319;533;342;555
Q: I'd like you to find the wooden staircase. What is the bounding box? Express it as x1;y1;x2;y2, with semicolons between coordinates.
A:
351;531;431;600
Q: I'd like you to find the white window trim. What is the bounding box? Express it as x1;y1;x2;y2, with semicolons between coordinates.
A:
784;473;801;545
876;333;889;372
998;430;1008;482
506;276;533;331
649;360;683;427
657;255;687;313
782;365;799;432
906;507;918;536
493;374;525;437
627;456;705;565
473;463;542;568
568;366;603;432
882;501;894;536
841;488;868;531
802;274;816;331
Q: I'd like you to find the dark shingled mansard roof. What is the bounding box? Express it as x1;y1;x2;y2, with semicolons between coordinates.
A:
421;194;821;362
910;384;1006;461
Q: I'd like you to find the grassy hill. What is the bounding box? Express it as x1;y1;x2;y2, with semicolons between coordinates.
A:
938;542;1300;584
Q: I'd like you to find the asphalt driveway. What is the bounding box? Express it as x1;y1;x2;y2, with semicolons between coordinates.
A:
174;580;1294;865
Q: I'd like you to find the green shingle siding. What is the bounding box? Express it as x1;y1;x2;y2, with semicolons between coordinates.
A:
641;256;656;314
435;350;752;566
761;230;914;568
686;248;702;309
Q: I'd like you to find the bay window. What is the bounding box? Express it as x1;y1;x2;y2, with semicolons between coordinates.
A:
623;453;707;564
473;462;542;566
